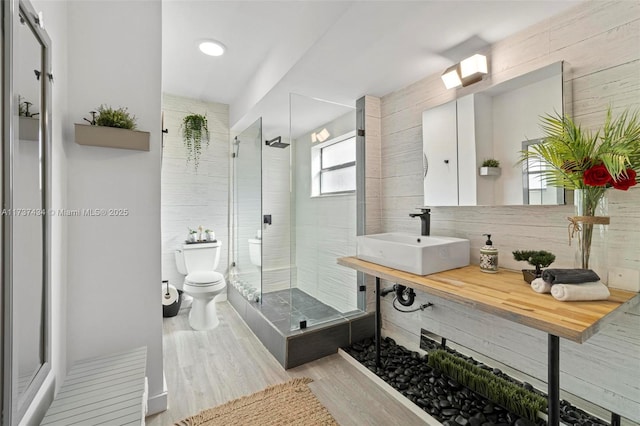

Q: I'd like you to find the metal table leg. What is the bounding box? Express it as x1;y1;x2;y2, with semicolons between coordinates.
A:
375;277;381;368
611;413;621;426
548;334;560;426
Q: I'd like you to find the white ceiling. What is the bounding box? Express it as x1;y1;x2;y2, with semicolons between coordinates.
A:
162;0;583;137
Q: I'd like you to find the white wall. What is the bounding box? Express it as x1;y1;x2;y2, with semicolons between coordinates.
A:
64;0;165;415
377;1;640;420
161;94;229;290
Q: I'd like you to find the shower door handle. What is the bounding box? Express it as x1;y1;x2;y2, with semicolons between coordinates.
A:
263;214;272;225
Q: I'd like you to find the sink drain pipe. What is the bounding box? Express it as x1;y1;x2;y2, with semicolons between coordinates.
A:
382;284;433;313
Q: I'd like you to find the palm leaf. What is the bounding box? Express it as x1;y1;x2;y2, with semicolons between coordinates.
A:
519;108;640;189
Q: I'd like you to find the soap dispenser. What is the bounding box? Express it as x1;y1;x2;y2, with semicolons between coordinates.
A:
480;234;499;273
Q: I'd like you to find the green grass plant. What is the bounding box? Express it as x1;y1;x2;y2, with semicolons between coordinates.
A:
427;349;547;421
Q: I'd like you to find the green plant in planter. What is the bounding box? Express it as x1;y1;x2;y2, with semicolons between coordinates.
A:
427;349;547;421
181;113;210;170
95;105;137;129
512;250;556;278
481;158;500;168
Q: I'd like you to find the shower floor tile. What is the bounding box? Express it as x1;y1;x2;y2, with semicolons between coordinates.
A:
256;288;343;333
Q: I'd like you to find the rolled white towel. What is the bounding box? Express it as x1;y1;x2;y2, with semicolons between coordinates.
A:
531;278;552;294
550;281;610;302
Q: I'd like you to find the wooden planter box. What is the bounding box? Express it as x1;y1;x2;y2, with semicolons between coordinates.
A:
19;116;40;141
74;124;150;151
479;166;501;176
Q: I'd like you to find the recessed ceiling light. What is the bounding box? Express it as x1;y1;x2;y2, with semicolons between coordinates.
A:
198;40;226;57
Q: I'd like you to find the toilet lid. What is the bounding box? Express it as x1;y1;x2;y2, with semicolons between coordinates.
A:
185;271;225;286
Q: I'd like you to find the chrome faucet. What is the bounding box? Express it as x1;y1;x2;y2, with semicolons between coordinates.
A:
409;208;431;236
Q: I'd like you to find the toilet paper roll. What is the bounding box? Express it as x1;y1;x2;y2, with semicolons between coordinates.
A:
162;284;180;306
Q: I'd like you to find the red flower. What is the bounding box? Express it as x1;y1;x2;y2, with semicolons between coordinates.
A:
612;168;637;190
583;164;612;187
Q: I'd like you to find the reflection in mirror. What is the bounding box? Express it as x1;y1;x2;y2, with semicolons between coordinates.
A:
522;138;564;205
422;61;565;206
15;7;45;402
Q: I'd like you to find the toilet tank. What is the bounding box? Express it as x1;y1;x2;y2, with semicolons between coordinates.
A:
248;238;261;267
179;241;221;273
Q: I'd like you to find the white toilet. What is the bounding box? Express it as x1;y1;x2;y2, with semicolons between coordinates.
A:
248;238;261;267
175;242;226;330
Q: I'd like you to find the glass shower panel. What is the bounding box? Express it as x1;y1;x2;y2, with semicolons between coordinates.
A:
232;118;262;302
289;93;360;331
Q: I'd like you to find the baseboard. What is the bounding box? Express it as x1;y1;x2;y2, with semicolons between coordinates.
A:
337;348;440;426
146;375;168;416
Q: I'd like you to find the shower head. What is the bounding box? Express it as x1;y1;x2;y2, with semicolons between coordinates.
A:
265;136;289;148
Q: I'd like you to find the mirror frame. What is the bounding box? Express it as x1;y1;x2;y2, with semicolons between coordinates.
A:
2;0;52;423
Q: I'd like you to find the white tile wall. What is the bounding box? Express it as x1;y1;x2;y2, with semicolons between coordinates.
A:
161;94;230;290
374;1;640;420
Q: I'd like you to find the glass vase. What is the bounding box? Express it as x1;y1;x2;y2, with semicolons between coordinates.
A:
572;188;609;282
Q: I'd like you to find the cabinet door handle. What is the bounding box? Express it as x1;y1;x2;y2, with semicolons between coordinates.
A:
423;153;429;178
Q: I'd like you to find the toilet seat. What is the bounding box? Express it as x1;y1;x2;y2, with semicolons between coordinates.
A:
185;271;225;287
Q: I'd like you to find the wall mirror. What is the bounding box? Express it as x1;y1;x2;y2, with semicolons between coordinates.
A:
2;0;52;423
422;61;566;206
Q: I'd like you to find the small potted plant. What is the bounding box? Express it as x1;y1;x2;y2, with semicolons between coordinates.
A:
204;228;216;241
188;228;198;243
479;158;501;176
512;250;556;283
17;95;40;141
181;113;209;171
75;104;150;151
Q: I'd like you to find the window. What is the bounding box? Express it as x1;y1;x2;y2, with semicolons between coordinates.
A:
311;131;356;196
522;138;564;205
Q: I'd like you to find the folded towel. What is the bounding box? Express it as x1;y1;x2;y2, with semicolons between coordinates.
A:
550;281;610;302
542;268;600;284
531;278;552;294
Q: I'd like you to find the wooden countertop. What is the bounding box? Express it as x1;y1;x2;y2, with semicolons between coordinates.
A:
337;257;639;343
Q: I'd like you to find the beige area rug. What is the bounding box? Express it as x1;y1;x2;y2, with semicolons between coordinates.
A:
175;377;339;426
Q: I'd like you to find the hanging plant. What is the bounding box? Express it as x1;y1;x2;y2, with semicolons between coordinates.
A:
181;113;210;170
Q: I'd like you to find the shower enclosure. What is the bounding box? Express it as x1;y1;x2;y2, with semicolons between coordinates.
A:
229;94;371;367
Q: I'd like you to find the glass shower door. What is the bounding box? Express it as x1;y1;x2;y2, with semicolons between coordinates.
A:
289;93;361;331
232;118;262;302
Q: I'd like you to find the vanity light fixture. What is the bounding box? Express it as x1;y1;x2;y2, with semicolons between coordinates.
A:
441;53;488;89
459;54;487;85
441;64;462;89
198;39;226;57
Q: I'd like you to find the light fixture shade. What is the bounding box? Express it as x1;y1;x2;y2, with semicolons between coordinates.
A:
198;40;226;57
311;132;317;143
317;128;330;142
441;64;462;89
460;54;487;79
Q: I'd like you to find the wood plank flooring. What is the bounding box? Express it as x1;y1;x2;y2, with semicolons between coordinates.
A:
145;302;425;426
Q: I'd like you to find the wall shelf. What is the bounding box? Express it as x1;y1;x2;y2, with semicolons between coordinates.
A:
74;123;150;151
479;166;501;176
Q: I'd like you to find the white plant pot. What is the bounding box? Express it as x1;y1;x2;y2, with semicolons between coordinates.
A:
189;234;197;242
479;166;501;176
207;232;216;241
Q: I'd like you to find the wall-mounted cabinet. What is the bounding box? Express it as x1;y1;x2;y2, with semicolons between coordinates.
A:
74;123;150;151
422;94;494;206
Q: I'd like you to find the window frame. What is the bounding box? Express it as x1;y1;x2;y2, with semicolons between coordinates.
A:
311;130;356;197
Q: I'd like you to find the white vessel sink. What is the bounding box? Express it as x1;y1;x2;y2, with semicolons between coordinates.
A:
356;232;470;275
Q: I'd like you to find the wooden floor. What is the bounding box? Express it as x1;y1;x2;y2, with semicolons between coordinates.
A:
146;302;426;426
